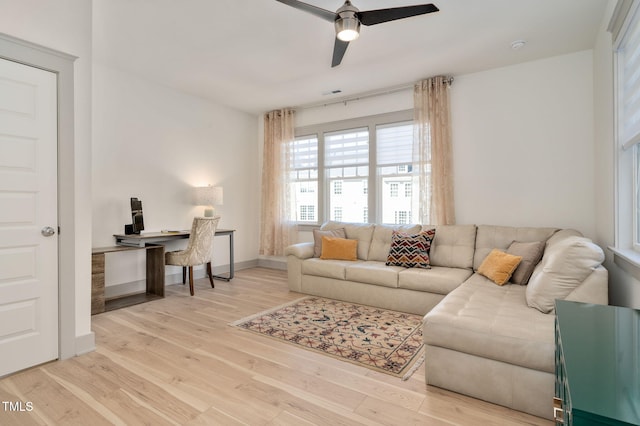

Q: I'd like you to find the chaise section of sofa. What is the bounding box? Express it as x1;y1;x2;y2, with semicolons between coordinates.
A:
422;226;608;420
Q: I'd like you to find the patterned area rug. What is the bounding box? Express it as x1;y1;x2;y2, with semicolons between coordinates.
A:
230;297;424;379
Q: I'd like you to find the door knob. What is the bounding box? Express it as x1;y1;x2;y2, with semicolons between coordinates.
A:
41;226;56;237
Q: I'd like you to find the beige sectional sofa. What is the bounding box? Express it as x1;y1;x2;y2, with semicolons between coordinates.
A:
285;221;608;420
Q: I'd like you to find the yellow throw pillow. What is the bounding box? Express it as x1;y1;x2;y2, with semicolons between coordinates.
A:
478;249;523;286
320;236;358;261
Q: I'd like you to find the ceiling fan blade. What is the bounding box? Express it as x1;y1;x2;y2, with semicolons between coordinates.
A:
358;4;439;26
331;38;349;67
275;0;337;22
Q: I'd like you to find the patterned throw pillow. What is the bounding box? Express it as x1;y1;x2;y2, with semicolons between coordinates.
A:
386;229;436;269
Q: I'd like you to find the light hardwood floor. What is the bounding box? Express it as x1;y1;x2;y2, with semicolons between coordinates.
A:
0;267;552;425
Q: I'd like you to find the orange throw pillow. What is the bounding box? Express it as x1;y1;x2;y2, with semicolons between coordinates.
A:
320;237;358;261
478;249;523;285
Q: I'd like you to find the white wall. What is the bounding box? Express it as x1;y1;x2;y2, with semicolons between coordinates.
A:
295;89;413;127
92;63;259;288
0;0;94;351
452;50;595;235
294;50;597;240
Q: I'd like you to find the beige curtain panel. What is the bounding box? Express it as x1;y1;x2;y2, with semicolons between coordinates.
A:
414;76;455;225
260;108;298;256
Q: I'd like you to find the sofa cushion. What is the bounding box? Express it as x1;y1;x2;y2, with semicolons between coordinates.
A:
302;258;362;280
368;223;422;261
398;266;472;295
526;236;605;313
386;229;435;269
423;274;556;373
477;249;522;286
313;228;346;257
345;261;401;288
427;224;476;269
473;225;557;271
507;240;546;285
321;221;375;260
320;237;358;261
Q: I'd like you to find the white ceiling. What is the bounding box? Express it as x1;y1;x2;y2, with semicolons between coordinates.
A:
93;0;609;114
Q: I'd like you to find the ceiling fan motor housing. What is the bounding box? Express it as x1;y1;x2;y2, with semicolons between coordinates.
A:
335;1;361;41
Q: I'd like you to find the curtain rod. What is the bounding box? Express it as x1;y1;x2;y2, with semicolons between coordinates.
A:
294;76;453;111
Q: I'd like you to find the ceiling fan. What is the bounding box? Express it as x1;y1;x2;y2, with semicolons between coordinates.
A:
276;0;439;67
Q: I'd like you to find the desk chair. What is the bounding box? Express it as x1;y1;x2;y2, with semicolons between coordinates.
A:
165;216;220;296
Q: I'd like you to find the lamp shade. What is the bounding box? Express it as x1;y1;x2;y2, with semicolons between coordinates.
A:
193;186;223;217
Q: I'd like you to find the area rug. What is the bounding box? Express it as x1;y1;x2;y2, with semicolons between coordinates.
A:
230;297;424;380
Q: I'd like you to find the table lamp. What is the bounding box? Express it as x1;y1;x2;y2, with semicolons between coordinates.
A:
193;185;223;217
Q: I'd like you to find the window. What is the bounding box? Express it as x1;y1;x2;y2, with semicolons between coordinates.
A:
333;206;343;221
299;205;315;221
291;110;417;225
333;180;343;195
405;182;412;198
377;120;418;224
299;182;315;193
325;127;369;222
395;211;410;224
615;4;640;254
288;135;318;223
390;183;399;197
626;11;640;248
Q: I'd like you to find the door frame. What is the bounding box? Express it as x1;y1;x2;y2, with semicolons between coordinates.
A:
0;33;78;360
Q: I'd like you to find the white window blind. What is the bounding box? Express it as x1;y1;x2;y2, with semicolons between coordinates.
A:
377;121;413;165
289;135;318;170
325;128;369;167
621;6;640;150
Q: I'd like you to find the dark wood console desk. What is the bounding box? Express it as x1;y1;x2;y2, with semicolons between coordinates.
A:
91;244;164;314
91;229;235;315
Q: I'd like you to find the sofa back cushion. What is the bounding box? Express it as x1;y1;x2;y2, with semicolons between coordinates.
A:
367;223;423;261
312;228;346;257
426;224;477;269
473;225;558;271
321;221;375;260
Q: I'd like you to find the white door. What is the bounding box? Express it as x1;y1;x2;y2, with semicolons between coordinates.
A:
0;57;58;376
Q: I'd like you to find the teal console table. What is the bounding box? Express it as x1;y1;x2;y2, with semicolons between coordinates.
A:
554;300;639;425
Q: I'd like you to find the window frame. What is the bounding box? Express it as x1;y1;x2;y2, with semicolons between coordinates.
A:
292;110;414;228
612;1;640;275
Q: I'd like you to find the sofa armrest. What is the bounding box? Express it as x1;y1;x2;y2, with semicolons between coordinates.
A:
565;265;608;305
285;242;314;259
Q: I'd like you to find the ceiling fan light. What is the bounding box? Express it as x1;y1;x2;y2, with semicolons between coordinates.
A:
337;29;359;41
335;17;360;41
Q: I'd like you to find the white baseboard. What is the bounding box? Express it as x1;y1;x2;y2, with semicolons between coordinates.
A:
105;280;146;299
258;257;287;270
108;261;265;293
74;331;96;357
